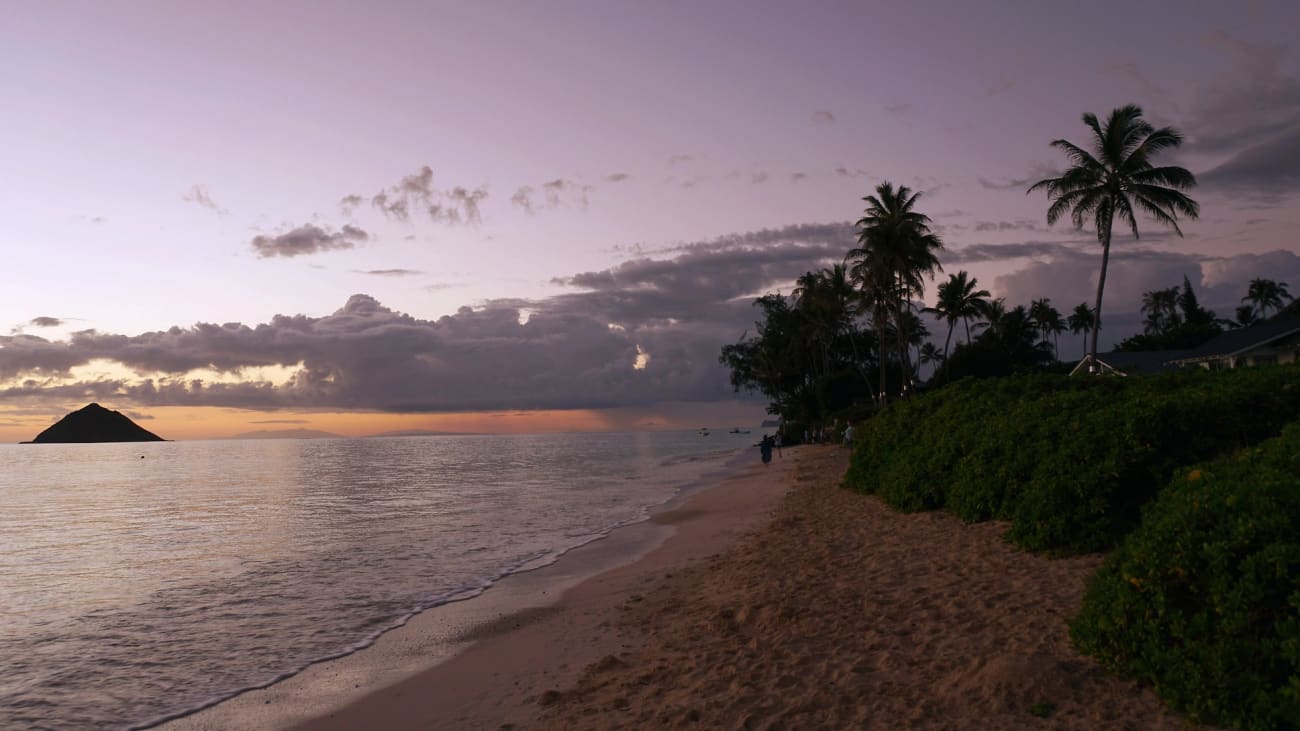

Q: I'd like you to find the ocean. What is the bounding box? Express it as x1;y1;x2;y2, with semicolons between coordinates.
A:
0;431;751;730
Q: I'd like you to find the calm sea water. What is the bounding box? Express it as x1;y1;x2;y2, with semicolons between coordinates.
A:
0;431;749;730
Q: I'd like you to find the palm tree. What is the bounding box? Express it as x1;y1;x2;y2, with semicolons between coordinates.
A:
1067;303;1095;357
848;181;944;402
1028;104;1199;373
1140;286;1182;335
1242;278;1293;319
918;342;944;379
925;271;991;361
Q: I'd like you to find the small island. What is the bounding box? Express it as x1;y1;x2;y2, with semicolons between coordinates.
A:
24;403;166;443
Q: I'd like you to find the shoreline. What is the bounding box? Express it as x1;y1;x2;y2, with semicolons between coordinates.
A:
162;443;794;730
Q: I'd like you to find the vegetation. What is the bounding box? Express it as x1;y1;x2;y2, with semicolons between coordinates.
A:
1071;423;1300;730
718;102;1298;730
1028;104;1199;373
842;365;1300;554
848;182;944;402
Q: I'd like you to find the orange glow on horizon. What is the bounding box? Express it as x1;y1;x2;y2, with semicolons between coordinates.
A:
0;401;766;442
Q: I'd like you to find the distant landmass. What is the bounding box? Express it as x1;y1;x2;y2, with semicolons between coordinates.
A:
227;428;345;440
25;403;166;443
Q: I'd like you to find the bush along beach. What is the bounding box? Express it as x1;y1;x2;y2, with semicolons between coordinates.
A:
1071;423;1300;730
843;364;1300;555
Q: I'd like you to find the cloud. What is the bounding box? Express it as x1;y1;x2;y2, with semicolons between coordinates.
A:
834;166;868;178
30;317;63;327
250;224;369;259
543;178;591;207
668;154;693;167
182;185;228;215
604;173;630;183
978;162;1061;191
790;172;808;183
348;166;487;225
250;419;309;424
338;194;365;213
511;186;537;214
1199;122;1300;196
357;269;423;277
812;110;835;123
514;179;593;212
972;220;1042;233
984;78;1015;96
1185;32;1300;154
883;103;911;115
1;223;856;412
750;171;769;184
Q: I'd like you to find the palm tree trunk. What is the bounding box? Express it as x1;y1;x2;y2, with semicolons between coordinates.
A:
943;321;954;361
1087;221;1113;372
876;307;887;404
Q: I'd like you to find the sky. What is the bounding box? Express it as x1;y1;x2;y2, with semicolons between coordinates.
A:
3;0;1300;440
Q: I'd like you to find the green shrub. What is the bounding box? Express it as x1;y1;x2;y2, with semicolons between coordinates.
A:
844;365;1300;553
1070;424;1300;730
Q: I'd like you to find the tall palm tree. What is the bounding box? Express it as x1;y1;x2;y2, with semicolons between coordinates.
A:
1067;303;1095;357
848;181;944;402
925;271;991;361
1242;278;1293;319
1028;104;1198;373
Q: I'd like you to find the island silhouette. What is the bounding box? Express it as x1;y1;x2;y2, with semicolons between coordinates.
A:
24;403;166;443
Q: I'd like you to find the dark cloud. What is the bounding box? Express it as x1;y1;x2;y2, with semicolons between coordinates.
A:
834;166;868;178
978;162;1060;191
350;166;487;224
972;220;1042;233
182;184;228;215
250;419;308;424
250;224;369;259
603;173;630;183
30;317;63;327
1185;32;1300;154
1199;122;1300;195
790;172;808;183
358;269;423;277
1;224;856;412
812;110;835;123
947;241;1075;263
750;171;769;184
680;175;710;189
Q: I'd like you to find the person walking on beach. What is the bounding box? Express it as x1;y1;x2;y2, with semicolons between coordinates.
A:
843;421;855;449
774;432;783;458
759;435;774;464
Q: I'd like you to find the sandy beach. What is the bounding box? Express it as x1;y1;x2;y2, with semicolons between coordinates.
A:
168;446;1202;730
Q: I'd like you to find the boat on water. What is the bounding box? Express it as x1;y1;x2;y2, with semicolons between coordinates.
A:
728;427;751;434
699;427;711;436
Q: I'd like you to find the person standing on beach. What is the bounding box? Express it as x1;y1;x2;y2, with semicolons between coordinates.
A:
843;421;855;449
760;435;774;464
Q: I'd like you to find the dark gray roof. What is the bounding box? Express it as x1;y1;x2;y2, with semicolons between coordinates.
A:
1095;349;1189;374
1172;313;1300;363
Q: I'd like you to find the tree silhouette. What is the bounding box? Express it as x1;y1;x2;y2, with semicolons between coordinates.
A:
1029;105;1198;373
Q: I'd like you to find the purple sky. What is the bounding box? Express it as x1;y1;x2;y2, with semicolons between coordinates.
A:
3;1;1299;437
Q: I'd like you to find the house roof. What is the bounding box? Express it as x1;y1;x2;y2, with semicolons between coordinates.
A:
1171;313;1300;363
1095;349;1189;375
